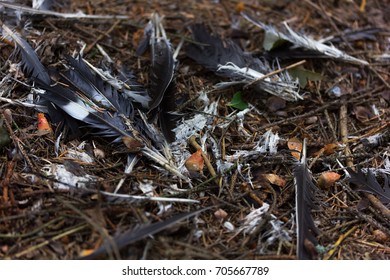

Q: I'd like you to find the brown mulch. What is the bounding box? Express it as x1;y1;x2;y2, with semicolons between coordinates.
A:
0;0;389;260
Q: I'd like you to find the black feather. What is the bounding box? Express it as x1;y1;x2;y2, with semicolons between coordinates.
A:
293;139;319;259
148;39;175;111
186;24;286;85
347;168;390;207
117;66;150;108
1;23;51;84
80;207;210;259
1;30;136;142
156;81;179;142
137;13;177;141
135;20;153;56
186;24;255;72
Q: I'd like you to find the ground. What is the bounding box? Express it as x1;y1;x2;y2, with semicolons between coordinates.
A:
0;0;389;259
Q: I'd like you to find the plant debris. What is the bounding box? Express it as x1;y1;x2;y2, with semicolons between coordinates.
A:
0;0;389;260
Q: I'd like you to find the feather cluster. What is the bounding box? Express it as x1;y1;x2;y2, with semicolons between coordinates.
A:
1;20;185;180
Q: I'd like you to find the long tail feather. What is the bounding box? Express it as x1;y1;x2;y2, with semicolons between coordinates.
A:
80;207;210;259
293;139;319;259
148;39;175;111
137;13;175;111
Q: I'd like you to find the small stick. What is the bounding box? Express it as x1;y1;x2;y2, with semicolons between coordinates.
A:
244;60;306;89
323;225;358;260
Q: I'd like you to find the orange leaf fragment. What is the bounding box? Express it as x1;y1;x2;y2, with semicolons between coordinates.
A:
317;171;341;189
287;137;302;160
185;150;204;172
132;29;145;50
79;249;95;257
37;112;52;133
314;143;339;157
235;1;245;13
263;174;286;188
323;143;339;155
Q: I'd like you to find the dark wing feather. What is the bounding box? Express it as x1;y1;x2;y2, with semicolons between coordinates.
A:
117;66;150;108
136;20;153;56
347;168;390;207
148;39;175;111
186;24;252;72
64;55;134;117
80;208;210;259
293;139;319;259
137;13;177;141
157;81;179;142
35;82;134;142
1;23;51;84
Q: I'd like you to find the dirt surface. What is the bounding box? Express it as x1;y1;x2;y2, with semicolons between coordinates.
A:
0;0;389;259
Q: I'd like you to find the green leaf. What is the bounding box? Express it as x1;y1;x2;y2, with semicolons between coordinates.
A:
263;31;288;51
288;67;323;88
227;92;248;111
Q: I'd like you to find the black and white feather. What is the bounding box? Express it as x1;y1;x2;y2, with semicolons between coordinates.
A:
186;24;301;101
292;139;319;259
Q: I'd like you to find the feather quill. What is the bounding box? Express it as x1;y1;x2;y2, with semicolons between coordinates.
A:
0;1;129;19
293;139;319;259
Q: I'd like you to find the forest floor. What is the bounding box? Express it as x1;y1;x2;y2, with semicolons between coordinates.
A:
0;0;389;259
